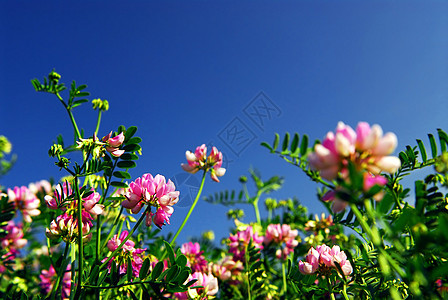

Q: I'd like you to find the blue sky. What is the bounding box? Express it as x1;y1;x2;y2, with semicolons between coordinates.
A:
1;1;447;244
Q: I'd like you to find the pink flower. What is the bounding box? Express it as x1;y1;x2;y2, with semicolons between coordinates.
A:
308;122;401;181
40;264;71;299
102;131;125;157
122;173;179;228
264;224;299;260
44;182;72;210
299;244;353;277
0;221;27;251
181;242;208;273
28;180;52;196
181;144;226;182
298;247;320;274
176;271;219;299
102;230;146;278
228;226;264;262
46;212;92;243
7;186;40;223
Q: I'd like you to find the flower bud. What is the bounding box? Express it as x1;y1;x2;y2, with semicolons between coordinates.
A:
48;71;61;84
48;144;64;157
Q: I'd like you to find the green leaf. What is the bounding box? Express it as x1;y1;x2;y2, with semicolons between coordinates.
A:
165;265;181;282
176;254;188;267
124;126;138;142
120;153;139;160
110;181;129;188
123;144;141;152
164;241;175;267
151;261;164;280
416;139;427;163
139;258;150;280
118;125;126;134
290;133;299;154
126;137;142;145
75;91;90;97
281;132;290;153
129;290;139;300
437;128;448;153
117;161;137;169
113;171;131;179
300;134;309;156
428;133;438;159
260;142;273;152
272;133;280;152
127;257;133;282
77;84;87;91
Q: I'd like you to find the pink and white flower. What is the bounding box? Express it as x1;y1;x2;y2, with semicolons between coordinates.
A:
298;244;353;276
228;226;264;262
181;144;226;182
264;224;299;260
102;131;125;157
7;186;40;223
122;173;179;229
40;264;71;299
181;242;208;273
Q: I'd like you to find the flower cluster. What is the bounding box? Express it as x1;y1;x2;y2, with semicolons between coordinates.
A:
103;231;146;277
228;226;264;262
298;244;353;277
264;224;299;260
75;130;125;158
181;144;226;182
39;264;71;300
210;256;244;282
45;182;104;243
7;186;40;223
0;221;27;273
308;122;401;180
122;173;179;228
181;242;208;273
176;271;219;300
304;213;334;235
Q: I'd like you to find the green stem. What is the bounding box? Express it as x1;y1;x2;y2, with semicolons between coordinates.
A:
100;205;151;270
349;202;406;278
50;242;70;300
253;192;261;226
342;283;350;300
56;93;82;140
170;170;207;246
281;261;287;296
325;276;336;300
96;216;101;263
94;110;102;136
74;178;84;298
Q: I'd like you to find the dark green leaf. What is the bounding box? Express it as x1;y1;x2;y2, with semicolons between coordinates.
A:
117;161;137;169
416;139;427;163
124;126;138;142
113;171;131;179
120;153;139;160
260;142;273;152
164;241;175;267
272;133;280;151
126;137;142;145
75;91;90;97
139;258;150;280
123;144;141;152
127;257;133;282
151;261;164;280
176;254;187;267
300;134;309;156
290;133;300;154
110;181;129;188
165;265;181;282
129;290;139;300
429;133;438;159
281;132;290;153
437;128;448;153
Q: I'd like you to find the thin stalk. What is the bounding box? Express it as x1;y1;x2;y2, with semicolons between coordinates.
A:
281;261;287;296
55;93;81;140
350;202;406;278
325;276;336;300
74;178;84;298
96;216;101;262
100;205;151;270
94;110;102;136
252;191;261;226
50;242;70;300
170;170;207;246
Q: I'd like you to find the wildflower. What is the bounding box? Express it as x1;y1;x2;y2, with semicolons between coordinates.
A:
76;134;106;158
264;224;299;260
308;122;401;181
122;173;179;228
181;144;226;182
181;242;208;272
7;186;40;223
0;221;27;251
228;226;264;262
176;271;219;300
298;244;352;276
102;231;146;277
28;180;53;197
40;264;71;299
304;213;334;234
102;131;125;157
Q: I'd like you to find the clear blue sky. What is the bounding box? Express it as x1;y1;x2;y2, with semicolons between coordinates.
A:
1;1;447;244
